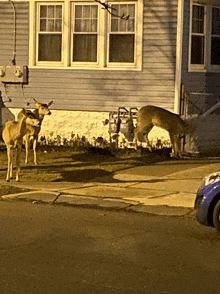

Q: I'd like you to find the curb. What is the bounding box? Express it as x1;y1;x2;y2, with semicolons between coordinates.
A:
0;191;195;217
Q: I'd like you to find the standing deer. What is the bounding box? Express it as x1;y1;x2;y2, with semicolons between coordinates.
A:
17;100;53;165
2;109;40;182
134;105;188;158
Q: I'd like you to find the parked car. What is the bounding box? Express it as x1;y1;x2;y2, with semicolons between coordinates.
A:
195;171;220;236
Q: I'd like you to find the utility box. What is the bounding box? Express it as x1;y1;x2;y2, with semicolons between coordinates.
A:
0;65;28;83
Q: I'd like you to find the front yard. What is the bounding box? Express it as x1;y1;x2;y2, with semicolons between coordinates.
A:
0;146;170;196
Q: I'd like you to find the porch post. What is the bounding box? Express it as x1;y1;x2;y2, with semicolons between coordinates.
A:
174;0;184;114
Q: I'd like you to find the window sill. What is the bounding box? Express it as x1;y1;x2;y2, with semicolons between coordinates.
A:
29;65;142;71
188;65;220;73
188;64;207;73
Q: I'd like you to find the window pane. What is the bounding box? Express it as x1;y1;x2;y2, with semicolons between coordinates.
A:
82;19;90;32
74;5;98;32
73;34;97;62
40;5;47;18
75;5;82;18
91;5;98;18
192;5;204;20
40;5;62;32
109;34;134;62
119;18;127;32
191;35;204;64
83;6;90;18
128;19;135;32
111;4;119;13
38;34;62;61
75;19;82;32
111;4;135;32
192;5;204;34
48;6;55;18
119;4;127;17
48;19;54;31
192;19;204;34
111;19;119;32
128;4;135;17
55;19;62;32
56;5;62;19
91;19;97;32
40;19;46;31
211;37;220;65
212;8;220;35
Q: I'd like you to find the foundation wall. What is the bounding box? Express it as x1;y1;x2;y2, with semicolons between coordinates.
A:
9;108;170;146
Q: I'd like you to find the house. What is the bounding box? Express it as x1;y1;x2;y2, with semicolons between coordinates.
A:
0;0;220;151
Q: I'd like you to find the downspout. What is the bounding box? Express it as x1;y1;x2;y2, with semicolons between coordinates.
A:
174;0;184;114
8;0;16;65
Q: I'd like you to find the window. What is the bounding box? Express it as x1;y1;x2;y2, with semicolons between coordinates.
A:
37;4;63;62
109;4;135;63
190;5;205;65
211;7;220;65
30;1;143;70
72;4;98;62
189;3;220;72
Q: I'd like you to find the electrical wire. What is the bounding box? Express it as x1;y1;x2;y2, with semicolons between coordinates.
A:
21;84;30;105
8;0;16;65
3;83;12;103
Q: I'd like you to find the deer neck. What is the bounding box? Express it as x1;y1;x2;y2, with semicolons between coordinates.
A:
18;116;28;137
33;109;44;125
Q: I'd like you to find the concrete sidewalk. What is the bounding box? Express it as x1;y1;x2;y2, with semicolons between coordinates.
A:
1;158;220;216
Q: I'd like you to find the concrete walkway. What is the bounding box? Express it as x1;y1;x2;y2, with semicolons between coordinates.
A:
1;158;220;216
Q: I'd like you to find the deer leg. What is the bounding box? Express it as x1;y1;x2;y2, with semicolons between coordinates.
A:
25;135;30;164
134;128;139;149
9;147;14;179
6;146;13;182
15;144;21;182
143;133;153;152
169;134;176;157
176;136;182;158
9;160;13;179
170;134;181;158
143;124;154;152
134;123;153;151
33;137;38;165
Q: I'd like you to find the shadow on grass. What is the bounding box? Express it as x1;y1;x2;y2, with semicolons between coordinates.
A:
53;169;114;183
0;148;171;184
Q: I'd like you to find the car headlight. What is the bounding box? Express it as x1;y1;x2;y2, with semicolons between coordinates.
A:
200;172;220;188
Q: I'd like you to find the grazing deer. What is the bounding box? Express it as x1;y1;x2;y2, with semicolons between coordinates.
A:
2;109;40;182
134;105;188;158
17;100;53;165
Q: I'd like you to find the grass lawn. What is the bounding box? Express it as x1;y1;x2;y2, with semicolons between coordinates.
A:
0;146;170;196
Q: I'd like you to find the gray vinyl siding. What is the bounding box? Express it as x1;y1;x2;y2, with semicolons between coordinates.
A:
0;2;29;66
0;0;178;112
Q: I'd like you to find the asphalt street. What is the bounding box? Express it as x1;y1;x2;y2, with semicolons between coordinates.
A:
1;201;220;294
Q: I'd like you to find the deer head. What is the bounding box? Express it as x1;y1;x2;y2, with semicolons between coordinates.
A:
33;98;53;116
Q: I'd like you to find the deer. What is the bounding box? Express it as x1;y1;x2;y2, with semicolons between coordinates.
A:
134;105;189;158
2;109;40;182
17;99;53;165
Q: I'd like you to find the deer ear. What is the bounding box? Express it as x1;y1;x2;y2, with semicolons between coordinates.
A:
36;103;41;109
48;101;53;107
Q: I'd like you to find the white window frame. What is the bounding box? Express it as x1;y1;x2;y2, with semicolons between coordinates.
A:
36;2;64;66
189;2;220;72
71;2;100;68
106;2;137;68
29;0;143;71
